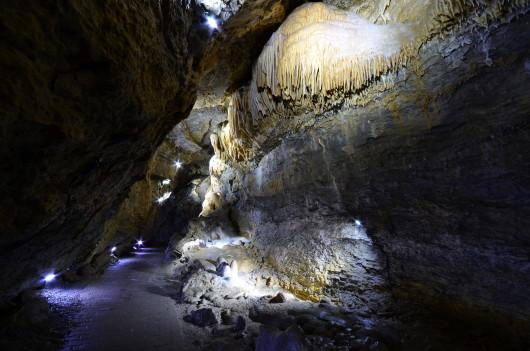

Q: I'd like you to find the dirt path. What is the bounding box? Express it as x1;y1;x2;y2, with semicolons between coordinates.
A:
42;247;204;351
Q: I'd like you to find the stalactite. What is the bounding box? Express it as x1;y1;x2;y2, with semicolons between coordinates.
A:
247;2;419;119
215;0;529;163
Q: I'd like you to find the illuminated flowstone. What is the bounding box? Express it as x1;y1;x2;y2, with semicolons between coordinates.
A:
220;2;417;162
214;0;530;163
250;2;416;114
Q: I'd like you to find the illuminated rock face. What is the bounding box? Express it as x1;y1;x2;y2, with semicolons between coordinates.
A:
249;2;416;116
1;0;529;342
214;3;530;337
0;0;305;300
217;0;530;163
219;2;417;162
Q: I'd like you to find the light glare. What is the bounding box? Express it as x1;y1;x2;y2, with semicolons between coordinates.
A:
110;246;117;253
137;240;144;246
174;160;182;169
44;273;56;283
355;219;362;226
162;179;171;185
206;16;218;29
156;191;171;204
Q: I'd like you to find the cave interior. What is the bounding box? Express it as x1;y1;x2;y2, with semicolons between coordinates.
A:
0;0;529;350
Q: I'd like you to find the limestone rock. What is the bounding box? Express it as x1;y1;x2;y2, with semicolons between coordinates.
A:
221;310;236;325
230;259;239;276
255;324;308;351
0;0;305;301
233;315;247;333
214;6;530;337
269;293;286;304
184;308;218;327
0;0;197;300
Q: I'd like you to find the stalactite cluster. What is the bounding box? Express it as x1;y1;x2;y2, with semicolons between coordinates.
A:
216;0;529;163
211;122;255;163
228;88;253;140
249;2;416;117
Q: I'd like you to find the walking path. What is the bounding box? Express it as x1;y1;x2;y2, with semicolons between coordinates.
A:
43;247;204;351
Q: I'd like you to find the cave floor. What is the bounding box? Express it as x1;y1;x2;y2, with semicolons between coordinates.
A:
36;245;527;351
42;247;206;351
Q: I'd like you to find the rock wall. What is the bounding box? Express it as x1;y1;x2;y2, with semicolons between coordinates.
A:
0;0;199;300
216;9;530;337
0;0;306;301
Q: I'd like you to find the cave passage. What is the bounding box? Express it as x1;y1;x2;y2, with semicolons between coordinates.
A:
1;0;530;351
41;248;200;351
36;239;515;351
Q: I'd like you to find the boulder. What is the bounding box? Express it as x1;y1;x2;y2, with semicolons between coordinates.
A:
233;315;247;333
221;310;236;325
183;308;218;327
255;324;308;351
269;292;286;303
249;305;285;328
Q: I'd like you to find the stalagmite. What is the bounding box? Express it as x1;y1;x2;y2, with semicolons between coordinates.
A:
230;259;239;276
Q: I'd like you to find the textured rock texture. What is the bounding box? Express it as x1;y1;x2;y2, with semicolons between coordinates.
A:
0;0;306;300
0;0;198;299
214;7;530;338
199;0;307;93
138;0;307;243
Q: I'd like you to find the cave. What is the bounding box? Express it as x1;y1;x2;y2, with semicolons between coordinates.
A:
1;0;529;350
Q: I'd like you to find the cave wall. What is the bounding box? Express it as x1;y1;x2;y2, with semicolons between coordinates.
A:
106;0;309;247
0;0;307;301
217;9;530;335
0;0;199;300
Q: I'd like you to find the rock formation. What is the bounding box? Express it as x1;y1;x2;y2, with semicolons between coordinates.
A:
0;0;302;300
1;0;529;347
206;0;530;340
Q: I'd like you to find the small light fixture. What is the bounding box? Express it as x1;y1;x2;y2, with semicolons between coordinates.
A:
110;246;117;253
44;273;56;283
156;191;172;204
206;16;218;30
137;240;144;246
162;179;170;185
174;160;182;169
355;219;362;226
